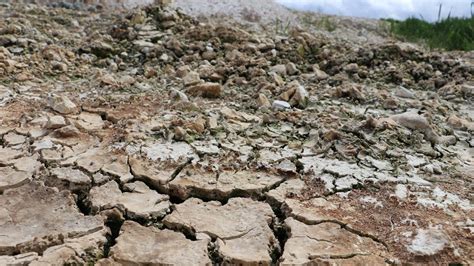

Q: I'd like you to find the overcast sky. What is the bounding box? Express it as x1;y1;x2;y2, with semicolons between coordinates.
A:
276;0;473;21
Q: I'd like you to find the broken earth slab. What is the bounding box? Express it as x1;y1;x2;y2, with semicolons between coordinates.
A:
163;197;278;265
104;221;211;265
71;112;105;132
298;156;399;192
75;148;133;183
0;166;31;193
129;157;176;190
0;253;38;265
47;167;92;192
0;147;24;165
168;167;287;200
281;217;387;265
29;229;107;265
87;180;170;221
142;142;198;163
0;181;104;255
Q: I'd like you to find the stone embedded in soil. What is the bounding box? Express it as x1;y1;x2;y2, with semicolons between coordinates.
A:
108;221;211;265
0;182;104;255
73;112;105;132
163;197;278;265
168;168;286;200
390;111;431;131
187;82;222;98
49;95;78;115
272;100;291;110
88;180;170;220
281;218;387;265
406;228;448;256
46;115;67;129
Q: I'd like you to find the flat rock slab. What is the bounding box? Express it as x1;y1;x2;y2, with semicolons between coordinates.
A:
108;221;211;265
88;181;170;220
169;168;285;200
281;218;387;265
164;198;278;265
0;182;104;255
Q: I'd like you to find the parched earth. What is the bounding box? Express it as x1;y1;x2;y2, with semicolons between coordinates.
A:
0;1;473;265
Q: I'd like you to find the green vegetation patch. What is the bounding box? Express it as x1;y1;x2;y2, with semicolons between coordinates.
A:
387;15;474;51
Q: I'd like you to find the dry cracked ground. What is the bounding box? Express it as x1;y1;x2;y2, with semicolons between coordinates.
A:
0;1;473;265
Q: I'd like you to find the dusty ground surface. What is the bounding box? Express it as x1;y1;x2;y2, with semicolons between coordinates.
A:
0;0;473;265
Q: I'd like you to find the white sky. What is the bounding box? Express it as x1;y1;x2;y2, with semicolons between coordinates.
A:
276;0;473;21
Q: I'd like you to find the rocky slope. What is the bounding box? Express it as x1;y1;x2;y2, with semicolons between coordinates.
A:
0;1;473;265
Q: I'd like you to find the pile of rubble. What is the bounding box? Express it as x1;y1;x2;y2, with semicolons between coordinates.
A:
0;1;473;264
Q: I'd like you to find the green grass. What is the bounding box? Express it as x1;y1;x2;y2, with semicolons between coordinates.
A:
387;15;474;51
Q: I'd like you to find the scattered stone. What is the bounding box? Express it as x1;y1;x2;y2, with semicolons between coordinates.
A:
257;93;271;108
343;63;359;73
183;71;201;86
170;89;189;102
108;221;211;265
49;96;78;115
272;100;291;110
289;84;309;108
391;111;431;131
173;126;187;140
47;115;67;129
73;112;104;131
187;82;222;98
270;64;287;76
286;62;298;75
395;86;416;99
